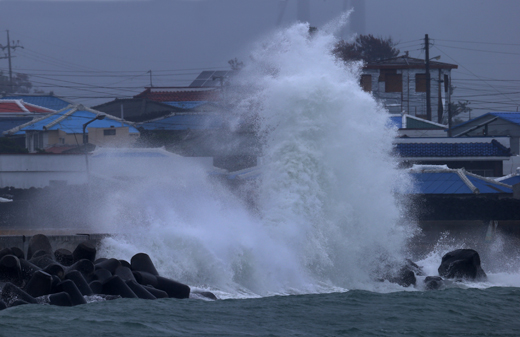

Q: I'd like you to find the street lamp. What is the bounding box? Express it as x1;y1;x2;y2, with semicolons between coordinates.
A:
82;114;105;183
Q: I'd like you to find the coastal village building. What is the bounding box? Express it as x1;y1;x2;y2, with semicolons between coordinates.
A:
394;137;511;177
362;55;458;124
3;104;139;153
0;99;55;137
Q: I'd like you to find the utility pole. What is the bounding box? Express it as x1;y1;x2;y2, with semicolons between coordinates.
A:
147;70;153;87
0;30;23;93
424;34;431;121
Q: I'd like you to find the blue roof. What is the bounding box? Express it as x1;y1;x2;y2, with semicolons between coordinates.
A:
410;170;513;194
1;96;71;111
499;175;520;186
138;114;223;131
395;140;510;157
452;112;520;130
12;107;138;135
0;117;33;137
388;115;402;129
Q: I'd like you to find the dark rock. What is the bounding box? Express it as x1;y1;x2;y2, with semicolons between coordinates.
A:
48;292;73;307
131;253;159;276
29;254;55;269
73;241;97;263
142;285;168;299
125;280;156;299
115;266;136;282
54;248;74;266
0;248;13;260
1;282;38;306
102;276;138;299
10;247;24;260
438;249;487;281
42;263;65;280
56;279;87;306
95;258;121;274
155;276;190;299
27;234;53;260
31;250;49;259
24;270;53;298
191;291;218;300
0;300;6;310
119;260;131;269
19;259;41;284
89;280;104;294
65;270;93;296
133;271;158;287
0;255;22;286
424;276;444;290
92;269;112;283
67;259;95;279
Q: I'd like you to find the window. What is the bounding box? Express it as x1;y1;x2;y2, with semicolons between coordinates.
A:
444;74;449;92
104;129;116;136
415;73;427;92
360;75;372;92
385;74;402;92
378;69;396;82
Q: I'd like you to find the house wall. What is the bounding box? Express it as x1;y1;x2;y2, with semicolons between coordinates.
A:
88;126;139;147
363;68;452;123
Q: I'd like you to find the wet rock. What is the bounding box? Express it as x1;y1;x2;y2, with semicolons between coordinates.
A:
191;290;218;300
54;248;74;266
131;253;159;276
73;241;97;263
24;270;53;298
424;276;444;290
0;255;22;286
27;234;53;260
1;282;38;306
438;249;487;281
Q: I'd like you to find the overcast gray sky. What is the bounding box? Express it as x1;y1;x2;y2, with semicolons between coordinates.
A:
0;0;519;115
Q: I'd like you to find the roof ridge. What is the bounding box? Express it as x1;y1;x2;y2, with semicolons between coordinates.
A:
455;168;479;194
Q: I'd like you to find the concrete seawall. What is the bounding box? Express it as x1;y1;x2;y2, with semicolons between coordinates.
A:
0;232;109;255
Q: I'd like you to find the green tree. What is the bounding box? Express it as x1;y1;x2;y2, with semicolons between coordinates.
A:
333;34;400;63
0;71;33;94
449;100;472;125
228;58;244;71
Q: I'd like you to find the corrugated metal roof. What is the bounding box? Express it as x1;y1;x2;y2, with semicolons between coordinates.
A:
4;105;139;135
498;175;520;186
1;95;71;111
395;140;510;158
451;112;520;130
0;117;33;137
138;114;224;131
410;168;513;195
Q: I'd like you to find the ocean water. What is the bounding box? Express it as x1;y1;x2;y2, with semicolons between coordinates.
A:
1;288;520;336
3;16;520;336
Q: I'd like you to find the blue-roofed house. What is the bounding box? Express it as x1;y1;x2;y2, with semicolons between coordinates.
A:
394;136;511;177
450;112;520;154
3;104;139;153
389;113;447;137
1;94;74;112
409;165;513;196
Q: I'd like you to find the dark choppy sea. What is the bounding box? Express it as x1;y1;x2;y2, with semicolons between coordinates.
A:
1;288;520;337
